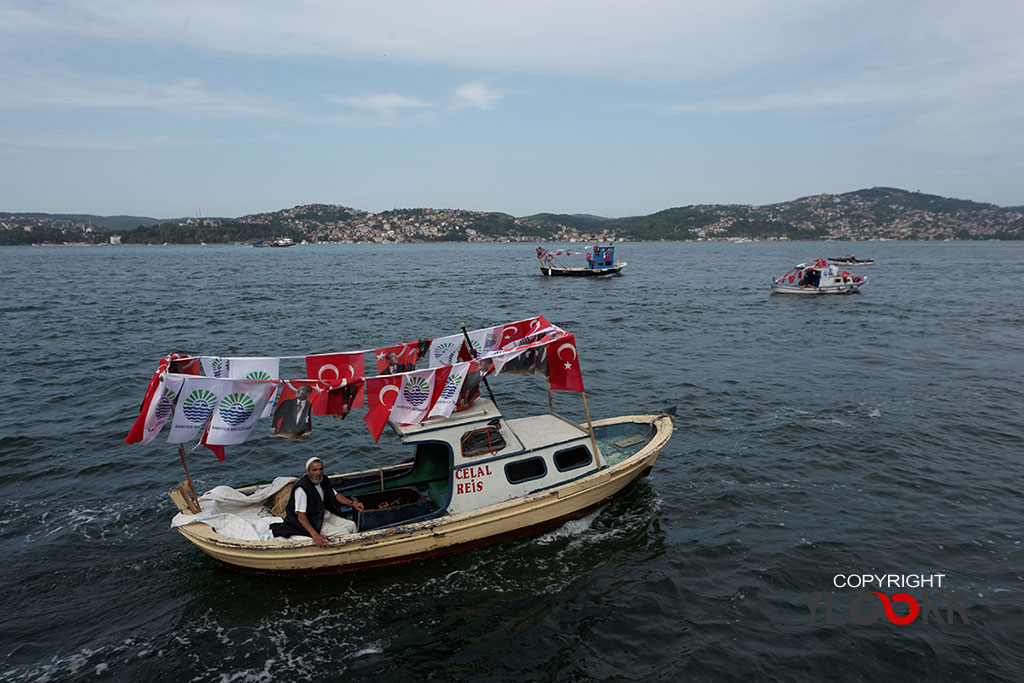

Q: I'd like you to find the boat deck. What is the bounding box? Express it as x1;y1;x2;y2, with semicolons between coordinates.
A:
594;421;657;466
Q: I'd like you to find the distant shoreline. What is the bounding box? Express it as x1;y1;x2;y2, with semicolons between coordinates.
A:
9;237;1015;248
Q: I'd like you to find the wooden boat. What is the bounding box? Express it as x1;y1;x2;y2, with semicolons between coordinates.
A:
169;399;673;574
537;245;627;277
540;262;626;277
771;258;867;295
134;317;671;574
828;254;874;265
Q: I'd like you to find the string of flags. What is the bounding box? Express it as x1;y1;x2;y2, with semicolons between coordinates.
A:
125;316;585;459
535;247;592;261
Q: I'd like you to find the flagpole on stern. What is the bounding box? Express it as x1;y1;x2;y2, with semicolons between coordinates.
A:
548;356;602;469
580;389;604;470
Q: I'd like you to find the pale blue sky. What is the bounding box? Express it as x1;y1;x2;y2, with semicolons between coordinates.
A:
1;1;1022;218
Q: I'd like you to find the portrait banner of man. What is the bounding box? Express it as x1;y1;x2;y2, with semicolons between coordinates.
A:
271;380;320;441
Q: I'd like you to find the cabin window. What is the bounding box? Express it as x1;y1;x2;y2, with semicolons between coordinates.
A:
461;427;506;457
554;446;592;472
505;457;547;484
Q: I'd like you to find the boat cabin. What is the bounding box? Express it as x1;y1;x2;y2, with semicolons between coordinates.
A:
586;245;616;270
326;399;601;530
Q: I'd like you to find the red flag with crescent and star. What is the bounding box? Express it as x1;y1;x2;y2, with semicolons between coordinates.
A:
499;315;552;349
305;352;365;386
363;375;403;442
305;352;365;413
546;332;585;392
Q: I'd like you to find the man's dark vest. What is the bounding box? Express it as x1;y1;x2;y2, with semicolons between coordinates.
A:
270;474;345;538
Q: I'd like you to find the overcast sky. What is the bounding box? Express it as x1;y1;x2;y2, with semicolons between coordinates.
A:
1;1;1022;218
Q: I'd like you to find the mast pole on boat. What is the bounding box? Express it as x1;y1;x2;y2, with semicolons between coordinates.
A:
177;444;200;511
461;323;499;407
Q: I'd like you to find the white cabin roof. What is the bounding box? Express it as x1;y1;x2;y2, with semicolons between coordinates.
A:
392;399;588;453
392;399;502;439
504;413;588;450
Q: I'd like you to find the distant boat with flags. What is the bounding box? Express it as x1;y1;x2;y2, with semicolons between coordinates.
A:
536;245;626;277
126;316;673;574
771;258;868;295
252;237;296;248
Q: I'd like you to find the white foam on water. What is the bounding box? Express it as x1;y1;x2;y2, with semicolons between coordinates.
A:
3;646;100;682
172;605;389;680
534;509;602;545
214;662;275;683
354;642;385;657
20;499;147;543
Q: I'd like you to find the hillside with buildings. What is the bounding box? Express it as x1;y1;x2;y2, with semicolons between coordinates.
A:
2;188;1021;245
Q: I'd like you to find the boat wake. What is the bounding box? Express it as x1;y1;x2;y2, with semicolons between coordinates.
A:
534;509;602;545
16;499;149;544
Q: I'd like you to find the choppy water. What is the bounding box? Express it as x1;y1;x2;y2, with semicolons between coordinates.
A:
1;241;1022;682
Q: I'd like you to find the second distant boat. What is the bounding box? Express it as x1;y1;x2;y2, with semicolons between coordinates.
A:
537;245;626;277
828;254;874;266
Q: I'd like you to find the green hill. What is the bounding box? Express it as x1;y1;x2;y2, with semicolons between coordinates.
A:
2;188;1022;244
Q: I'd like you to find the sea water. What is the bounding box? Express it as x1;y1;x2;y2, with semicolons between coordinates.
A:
0;241;1022;681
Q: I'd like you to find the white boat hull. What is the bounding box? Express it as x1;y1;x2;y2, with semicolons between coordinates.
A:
173;413;672;574
770;281;866;295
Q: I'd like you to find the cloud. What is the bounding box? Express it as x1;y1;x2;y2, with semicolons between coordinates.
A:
3;1;1023;155
0;1;915;78
0;67;292;119
452;82;507;111
326;93;432;119
657;40;1024;155
5;2;1023;93
0;134;188;152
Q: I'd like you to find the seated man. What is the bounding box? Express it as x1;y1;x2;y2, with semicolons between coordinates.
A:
270;457;365;547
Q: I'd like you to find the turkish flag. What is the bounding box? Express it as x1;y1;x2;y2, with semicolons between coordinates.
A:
306;352;365;412
363;375;403;442
546;333;585;392
499;315;553;350
305;352;365;387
